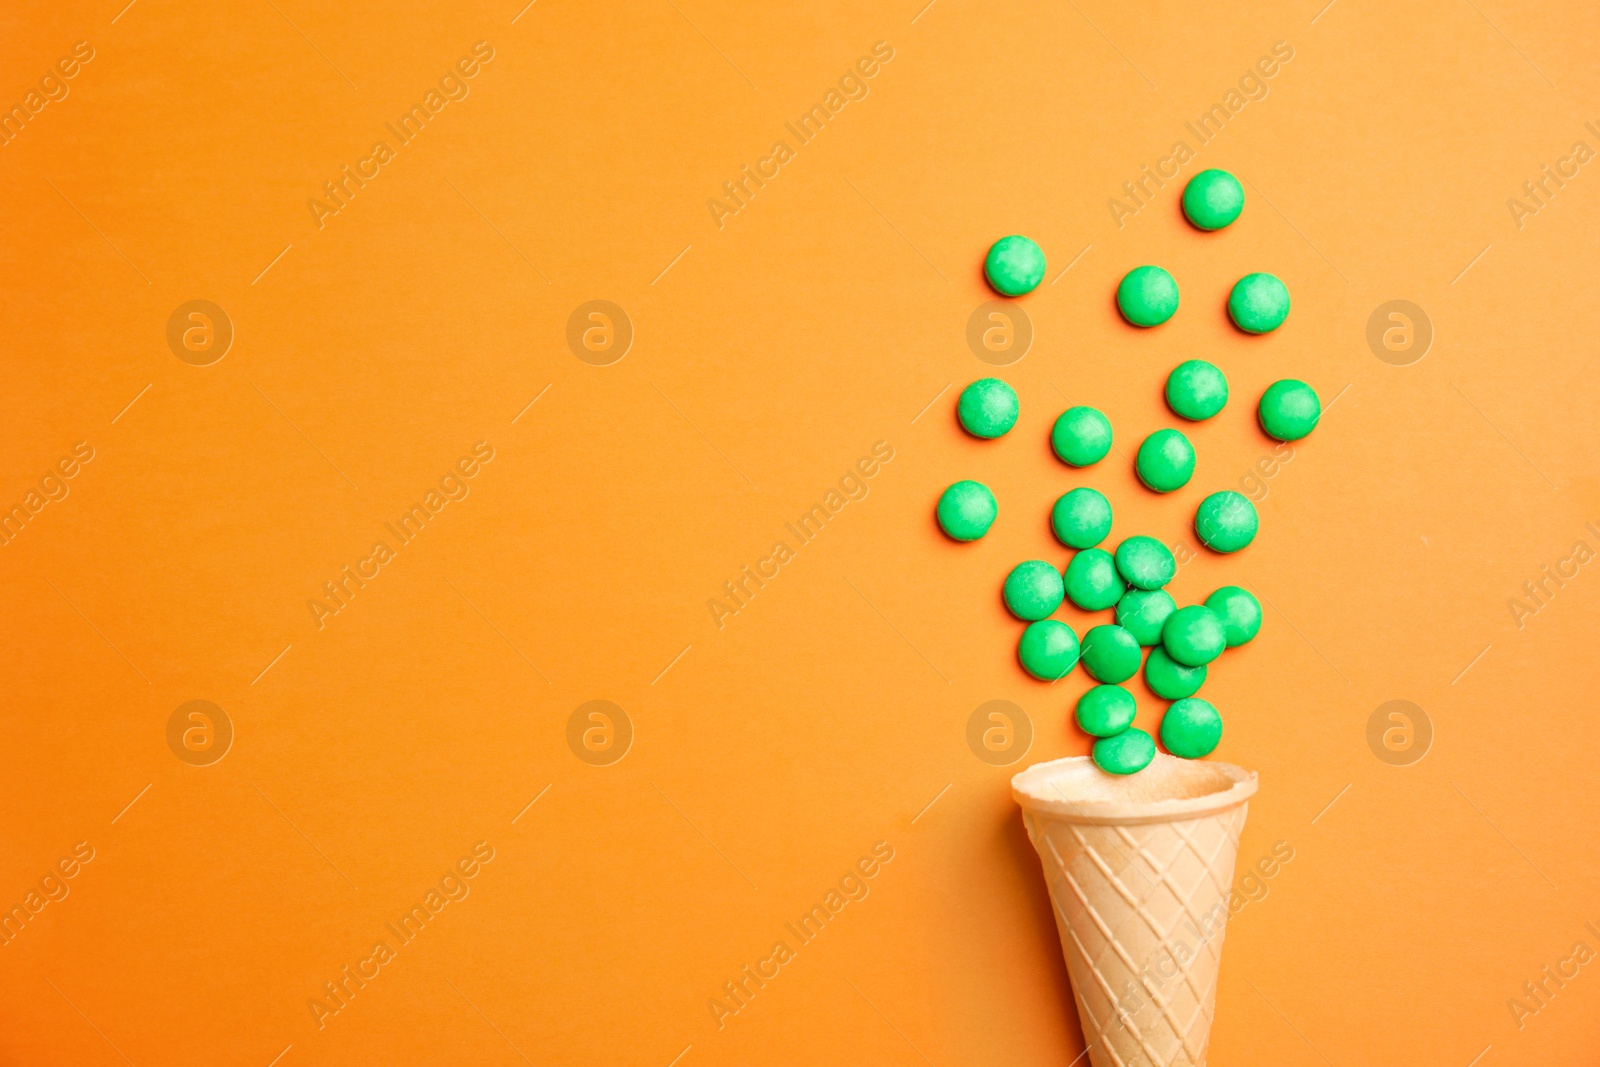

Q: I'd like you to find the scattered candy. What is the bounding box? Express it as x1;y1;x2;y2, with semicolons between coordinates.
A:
1195;490;1259;553
1161;697;1223;758
1258;379;1320;441
1018;620;1080;681
1081;624;1143;684
956;225;1312;771
1076;684;1138;737
1206;586;1262;647
1051;407;1113;467
1135;429;1196;493
1051;487;1113;549
1117;265;1180;327
1064;548;1125;611
958;378;1019;438
1228;272;1290;333
1093;727;1156;775
985;235;1046;296
1182;169;1245;231
1162;605;1227;666
1145;646;1207;699
1004;560;1065;621
936;480;997;541
1117;588;1177;646
1165;359;1229;421
1114;536;1176;590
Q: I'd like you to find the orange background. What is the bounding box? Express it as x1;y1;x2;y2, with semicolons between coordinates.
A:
2;0;1599;1064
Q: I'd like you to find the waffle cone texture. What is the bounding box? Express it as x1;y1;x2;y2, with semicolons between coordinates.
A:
1012;755;1258;1067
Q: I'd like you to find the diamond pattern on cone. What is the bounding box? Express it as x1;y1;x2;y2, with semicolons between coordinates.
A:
1021;801;1249;1067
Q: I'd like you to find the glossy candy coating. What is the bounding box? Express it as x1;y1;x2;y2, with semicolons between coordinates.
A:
937;481;997;541
1004;560;1065;621
1093;727;1156;775
1018;620;1080;681
1051;488;1113;549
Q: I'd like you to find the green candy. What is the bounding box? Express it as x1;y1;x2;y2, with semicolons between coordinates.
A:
1064;548;1124;611
1161;697;1223;758
1076;684;1136;737
1135;429;1195;493
1051;488;1112;549
985;235;1046;296
1051;407;1113;467
1228;272;1290;333
1093;727;1156;775
1258;379;1320;441
1206;586;1262;647
1165;360;1229;421
936;480;997;541
1145;647;1206;699
1195;491;1258;553
1116;265;1179;327
1117;588;1176;646
1018;620;1079;681
1182;169;1245;231
1003;560;1065;621
1081;624;1143;684
1162;605;1227;667
1114;536;1176;590
957;378;1018;438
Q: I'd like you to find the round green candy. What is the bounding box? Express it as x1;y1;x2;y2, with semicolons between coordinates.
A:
1003;560;1065;621
1161;697;1223;759
1145;646;1207;699
1182;169;1244;231
1093;727;1156;775
1081;624;1143;684
1228;272;1290;334
1195;491;1258;553
1064;548;1125;611
1206;586;1262;647
1018;620;1079;681
1117;588;1176;646
936;480;997;541
1051;488;1112;549
1051;407;1113;467
1116;265;1180;327
1076;684;1136;738
985;235;1046;297
1258;379;1320;441
1135;429;1195;493
1165;360;1229;421
956;378;1018;438
1113;536;1176;590
1162;605;1227;667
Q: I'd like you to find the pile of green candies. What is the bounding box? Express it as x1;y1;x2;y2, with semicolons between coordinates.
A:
938;169;1321;776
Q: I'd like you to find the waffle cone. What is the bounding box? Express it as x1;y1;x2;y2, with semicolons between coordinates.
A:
1012;754;1257;1067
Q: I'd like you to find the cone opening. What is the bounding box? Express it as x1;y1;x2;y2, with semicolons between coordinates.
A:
1011;754;1257;824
